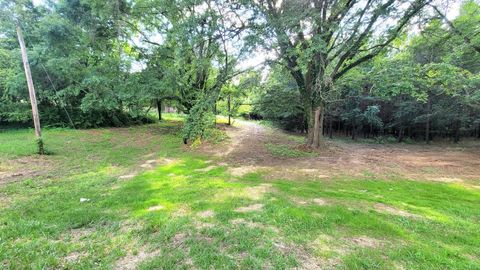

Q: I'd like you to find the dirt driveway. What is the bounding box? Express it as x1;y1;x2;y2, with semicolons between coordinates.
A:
200;120;480;185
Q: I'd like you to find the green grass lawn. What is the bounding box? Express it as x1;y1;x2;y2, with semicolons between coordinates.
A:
0;118;479;269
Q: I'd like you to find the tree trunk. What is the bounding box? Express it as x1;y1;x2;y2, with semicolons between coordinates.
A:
227;94;231;125
425;97;431;144
352;123;356;140
306;105;315;146
311;105;324;148
329;118;333;139
425;118;430;144
214;102;217;126
398;128;404;143
156;99;162;121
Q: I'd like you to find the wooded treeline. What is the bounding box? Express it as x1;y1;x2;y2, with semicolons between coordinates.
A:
1;0;479;144
253;1;480;143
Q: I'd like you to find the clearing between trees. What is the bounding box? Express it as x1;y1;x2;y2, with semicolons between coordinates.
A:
201;120;480;185
0;117;479;269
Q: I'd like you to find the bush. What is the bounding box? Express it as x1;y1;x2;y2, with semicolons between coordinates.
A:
253;83;305;132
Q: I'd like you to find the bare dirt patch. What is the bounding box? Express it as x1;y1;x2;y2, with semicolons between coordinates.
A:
139;157;179;170
157;157;180;166
290;197;309;205
428;177;464;183
172;232;188;246
115;248;160;270
0;155;53;185
273;240;328;270
194;221;215;230
197;210;215;218
119;174;136;180
234;203;264;213
230;218;257;227
373;203;420;218
140;163;153;169
290;197;330;207
349;236;381;248
63;251;87;264
309;234;386;269
198;120;480;185
194;165;217;172
143;153;156;158
62;227;96;242
312;198;328;206
244;183;274;200
229;165;266;177
172;205;191;217
147;205;165;212
212;183;274;202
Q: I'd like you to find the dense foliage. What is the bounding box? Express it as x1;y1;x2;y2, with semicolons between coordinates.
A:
253;1;480;143
1;0;479;143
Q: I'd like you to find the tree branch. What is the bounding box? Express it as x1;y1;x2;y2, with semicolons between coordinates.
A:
333;0;432;80
431;4;480;53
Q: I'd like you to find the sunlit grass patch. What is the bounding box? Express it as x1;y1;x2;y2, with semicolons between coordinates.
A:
1;121;479;269
161;112;186;122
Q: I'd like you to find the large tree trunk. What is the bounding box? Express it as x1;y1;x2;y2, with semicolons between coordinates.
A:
311;105;324;148
305;102;315;146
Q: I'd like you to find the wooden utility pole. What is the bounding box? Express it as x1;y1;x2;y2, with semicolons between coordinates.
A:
16;25;44;154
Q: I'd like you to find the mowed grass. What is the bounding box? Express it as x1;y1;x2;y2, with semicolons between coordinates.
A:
0;117;479;269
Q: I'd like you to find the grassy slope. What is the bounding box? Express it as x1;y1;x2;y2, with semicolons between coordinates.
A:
0;117;479;269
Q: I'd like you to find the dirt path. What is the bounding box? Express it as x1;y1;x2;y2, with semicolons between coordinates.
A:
218;120;273;164
201;120;295;165
200;120;480;185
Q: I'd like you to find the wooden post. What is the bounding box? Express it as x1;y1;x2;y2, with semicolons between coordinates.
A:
17;26;44;154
